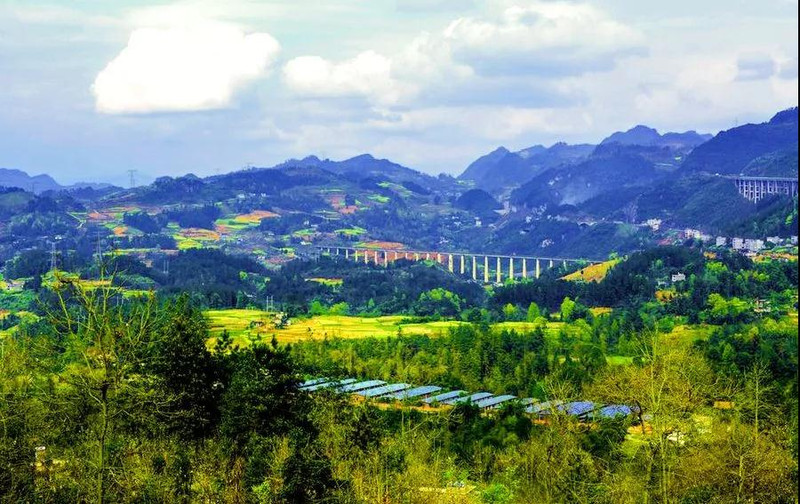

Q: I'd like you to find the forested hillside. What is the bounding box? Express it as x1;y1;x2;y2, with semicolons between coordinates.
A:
1;244;796;502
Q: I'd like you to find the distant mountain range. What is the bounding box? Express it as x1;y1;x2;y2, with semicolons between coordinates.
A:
0;167;114;194
263;153;443;190
600;125;711;149
458;125;713;193
1;107;796;253
507;108;798;234
459;143;595;192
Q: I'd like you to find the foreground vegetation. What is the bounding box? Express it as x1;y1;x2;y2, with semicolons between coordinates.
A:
1;242;797;503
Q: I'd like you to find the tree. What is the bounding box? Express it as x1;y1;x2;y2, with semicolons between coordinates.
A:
526;302;541;322
502;303;520;321
48;271;163;504
590;329;713;503
149;295;221;440
560;297;576;322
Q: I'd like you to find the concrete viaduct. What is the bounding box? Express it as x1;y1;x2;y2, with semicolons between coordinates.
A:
731;176;798;203
316;246;599;283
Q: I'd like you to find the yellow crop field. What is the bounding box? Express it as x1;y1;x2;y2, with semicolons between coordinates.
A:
234;210;279;223
204;310;465;347
204;310;569;349
562;259;620;283
306;277;344;287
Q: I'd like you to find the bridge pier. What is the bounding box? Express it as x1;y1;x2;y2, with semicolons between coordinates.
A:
460;255;465;275
509;257;514;280
535;259;540;279
484;256;489;283
472;256;477;281
448;254;454;272
496;257;501;283
549;259;554;269
522;258;527;278
383;251;388;267
345;249;350;260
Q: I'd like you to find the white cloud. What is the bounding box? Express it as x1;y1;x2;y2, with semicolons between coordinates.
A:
283;51;412;104
280;1;641;108
443;1;645;75
92;19;280;113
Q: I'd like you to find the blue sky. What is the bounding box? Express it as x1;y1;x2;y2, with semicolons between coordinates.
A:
0;0;797;185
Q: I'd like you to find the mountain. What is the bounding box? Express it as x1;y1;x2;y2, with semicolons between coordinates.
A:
680;107;798;175
0;168;63;193
740;147;799;177
460;147;517;182
459;147;532;192
459;142;595;193
512;152;662;209
269;153;445;190
600;125;711;149
0;168;116;194
454;189;502;216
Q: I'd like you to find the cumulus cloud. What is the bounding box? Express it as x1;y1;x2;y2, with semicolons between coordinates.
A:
93;20;280;113
281;1;641;107
282;51;405;103
443;1;645;75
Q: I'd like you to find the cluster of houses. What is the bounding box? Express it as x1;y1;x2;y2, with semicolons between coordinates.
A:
680;228;798;256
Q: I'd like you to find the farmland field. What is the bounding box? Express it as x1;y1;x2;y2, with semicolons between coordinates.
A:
562;258;621;282
205;310;578;347
204;310;466;347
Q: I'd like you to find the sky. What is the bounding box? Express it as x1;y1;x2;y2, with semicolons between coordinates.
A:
0;0;797;185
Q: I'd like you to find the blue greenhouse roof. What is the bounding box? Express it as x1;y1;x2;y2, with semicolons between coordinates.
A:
384;385;442;400
424;390;466;404
360;383;412;397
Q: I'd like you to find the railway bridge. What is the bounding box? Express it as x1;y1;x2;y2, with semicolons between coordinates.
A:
316;246;600;283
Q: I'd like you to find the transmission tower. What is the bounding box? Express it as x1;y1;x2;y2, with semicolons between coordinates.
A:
127;169;138;188
95;231;104;267
50;241;58;271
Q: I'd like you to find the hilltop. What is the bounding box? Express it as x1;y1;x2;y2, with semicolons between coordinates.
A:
0;167;115;194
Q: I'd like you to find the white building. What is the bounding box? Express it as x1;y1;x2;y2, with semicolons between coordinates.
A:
646;219;662;231
715;236;727;247
732;237;745;250
671;273;686;283
744;239;764;252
